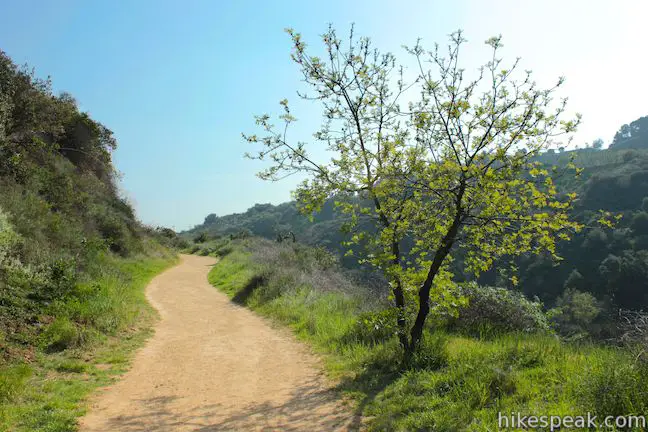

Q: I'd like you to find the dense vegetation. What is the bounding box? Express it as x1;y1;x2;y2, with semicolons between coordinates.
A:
0;50;179;430
204;237;648;431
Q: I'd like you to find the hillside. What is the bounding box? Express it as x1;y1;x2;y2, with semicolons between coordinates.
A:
0;50;180;430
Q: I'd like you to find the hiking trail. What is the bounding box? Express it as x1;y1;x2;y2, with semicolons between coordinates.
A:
80;254;356;431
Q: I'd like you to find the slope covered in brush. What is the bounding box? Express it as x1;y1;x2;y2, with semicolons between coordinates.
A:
0;50;178;356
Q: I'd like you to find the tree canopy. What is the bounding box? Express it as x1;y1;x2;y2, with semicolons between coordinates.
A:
245;27;583;355
611;115;648;150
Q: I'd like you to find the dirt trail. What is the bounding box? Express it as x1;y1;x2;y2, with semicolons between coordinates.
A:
80;255;357;431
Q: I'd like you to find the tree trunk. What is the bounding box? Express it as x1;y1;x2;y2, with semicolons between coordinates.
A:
392;278;408;350
370;193;414;355
389;240;409;350
406;191;465;357
408;287;431;357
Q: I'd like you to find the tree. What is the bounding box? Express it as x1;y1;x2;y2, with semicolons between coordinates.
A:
611;116;648;149
244;26;582;358
564;269;586;291
193;232;207;243
599;251;648;308
592;138;604;149
630;212;648;235
549;287;601;338
204;213;218;225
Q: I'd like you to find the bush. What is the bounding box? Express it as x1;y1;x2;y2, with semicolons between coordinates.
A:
0;206;21;256
346;308;401;346
42;257;77;300
40;317;93;352
294;244;338;271
193;232;207;243
92;206;133;255
151;226;189;249
548;288;602;339
618;310;648;351
186;244;200;254
213;243;233;257
197;247;212;256
229;229;251;240
448;283;551;337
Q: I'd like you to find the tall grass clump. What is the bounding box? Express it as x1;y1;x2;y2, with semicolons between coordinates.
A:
0;364;32;403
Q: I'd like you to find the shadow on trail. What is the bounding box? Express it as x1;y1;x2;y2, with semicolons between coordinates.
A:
98;377;360;431
231;275;265;305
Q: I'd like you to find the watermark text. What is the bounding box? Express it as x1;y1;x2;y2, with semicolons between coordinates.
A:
498;412;646;430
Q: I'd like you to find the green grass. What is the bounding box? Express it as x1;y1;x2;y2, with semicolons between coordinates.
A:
207;249;257;296
207;239;648;431
0;254;177;432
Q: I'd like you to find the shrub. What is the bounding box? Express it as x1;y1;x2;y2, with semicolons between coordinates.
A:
92;207;133;255
193;232;207;243
40;316;93;351
294;244;338;271
42;257;77;300
0;206;21;256
151;226;189;249
618;310;648;352
548;288;602;339
622;150;639;162
213;243;233;257
448;283;551;337
186;244;200;254
248;238;364;298
229;229;251;240
346;308;401;346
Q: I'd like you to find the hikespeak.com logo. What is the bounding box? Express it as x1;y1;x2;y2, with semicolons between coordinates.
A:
498;412;647;430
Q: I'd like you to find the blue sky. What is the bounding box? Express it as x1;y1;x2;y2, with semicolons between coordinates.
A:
1;0;647;230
